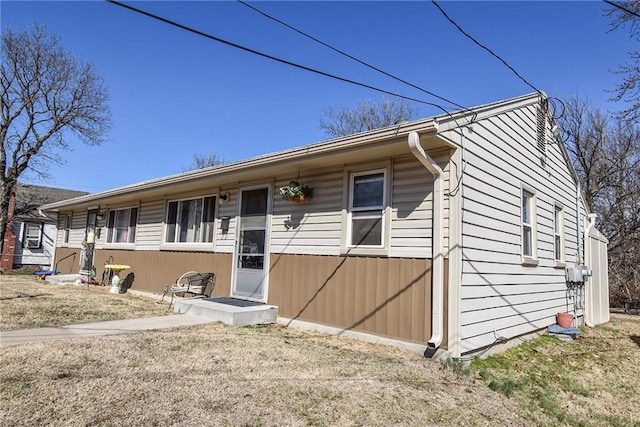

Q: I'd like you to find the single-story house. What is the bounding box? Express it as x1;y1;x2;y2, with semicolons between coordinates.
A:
40;93;609;358
1;184;88;271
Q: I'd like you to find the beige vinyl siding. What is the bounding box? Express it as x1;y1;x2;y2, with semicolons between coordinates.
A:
270;155;448;259
454;102;585;353
390;154;449;258
215;187;238;254
60;210;87;247
271;168;343;256
134;200;165;250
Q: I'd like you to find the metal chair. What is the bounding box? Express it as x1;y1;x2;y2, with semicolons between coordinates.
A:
167;271;216;308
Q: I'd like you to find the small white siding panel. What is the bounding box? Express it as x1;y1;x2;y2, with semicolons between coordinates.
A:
135;200;165;250
390;154;449;258
271;170;343;256
453;101;586;354
68;210;87;246
215;187;238;254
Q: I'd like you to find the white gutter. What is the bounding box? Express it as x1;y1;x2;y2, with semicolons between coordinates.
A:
583;213;597;327
408;131;444;351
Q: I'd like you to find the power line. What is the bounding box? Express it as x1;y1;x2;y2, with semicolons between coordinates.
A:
106;0;453;112
237;0;470;112
603;0;640;18
430;1;541;95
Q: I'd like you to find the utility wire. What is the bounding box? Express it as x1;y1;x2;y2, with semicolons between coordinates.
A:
603;0;640;18
430;1;541;95
106;0;453;111
237;0;471;113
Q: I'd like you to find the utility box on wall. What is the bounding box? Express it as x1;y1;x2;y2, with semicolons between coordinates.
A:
566;265;588;284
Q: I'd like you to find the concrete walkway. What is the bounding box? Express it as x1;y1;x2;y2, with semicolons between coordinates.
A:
0;314;214;348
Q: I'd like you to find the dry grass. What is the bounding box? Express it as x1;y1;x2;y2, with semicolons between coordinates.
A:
0;276;541;426
0;275;173;331
471;313;640;426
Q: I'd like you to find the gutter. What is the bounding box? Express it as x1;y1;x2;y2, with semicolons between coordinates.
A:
583;213;597;327
39;119;439;212
408;131;445;353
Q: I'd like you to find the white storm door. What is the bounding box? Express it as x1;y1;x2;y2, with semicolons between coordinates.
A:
232;186;270;301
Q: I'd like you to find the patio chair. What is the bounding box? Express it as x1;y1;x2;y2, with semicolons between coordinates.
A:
168;271;216;308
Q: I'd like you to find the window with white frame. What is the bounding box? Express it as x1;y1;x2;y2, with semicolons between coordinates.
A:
554;205;565;262
106;207;138;244
521;188;537;259
348;170;386;247
23;222;43;249
63;214;71;243
165;195;216;243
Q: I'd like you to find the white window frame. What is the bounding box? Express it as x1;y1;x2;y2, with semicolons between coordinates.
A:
553;203;565;267
105;206;138;247
162;194;217;250
521;186;538;265
341;163;391;256
22;222;43;249
63;214;71;244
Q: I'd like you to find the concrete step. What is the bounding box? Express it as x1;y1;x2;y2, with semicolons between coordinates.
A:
174;297;278;327
45;274;81;285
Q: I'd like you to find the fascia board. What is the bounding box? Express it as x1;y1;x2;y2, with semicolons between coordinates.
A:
40;119;439;211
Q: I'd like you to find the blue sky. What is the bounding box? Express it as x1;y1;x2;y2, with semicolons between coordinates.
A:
1;1;634;192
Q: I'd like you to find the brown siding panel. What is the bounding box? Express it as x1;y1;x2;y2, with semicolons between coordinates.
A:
53;249;448;348
269;254;448;346
52;249;232;296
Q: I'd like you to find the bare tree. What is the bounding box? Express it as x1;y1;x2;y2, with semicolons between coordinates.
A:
183;152;225;172
606;0;640;121
559;96;640;308
320;96;419;138
1;24;111;254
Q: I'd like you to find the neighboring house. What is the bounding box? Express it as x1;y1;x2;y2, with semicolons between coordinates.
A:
1;184;88;270
40;93;609;358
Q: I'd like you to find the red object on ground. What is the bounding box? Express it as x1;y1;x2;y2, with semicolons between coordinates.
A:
557;312;574;328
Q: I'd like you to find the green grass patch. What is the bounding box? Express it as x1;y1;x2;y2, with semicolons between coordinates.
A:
469;316;640;426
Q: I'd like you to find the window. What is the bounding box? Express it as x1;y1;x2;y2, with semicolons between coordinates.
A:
554;205;565;263
106;207;138;244
23;222;43;249
63;214;71;244
521;188;537;262
165;195;216;243
349;171;386;247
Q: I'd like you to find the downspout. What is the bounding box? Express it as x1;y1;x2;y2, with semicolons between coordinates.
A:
408;131;444;352
583;213;597;327
576;182;582;265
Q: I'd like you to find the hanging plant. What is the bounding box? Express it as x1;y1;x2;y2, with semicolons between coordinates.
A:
279;180;313;203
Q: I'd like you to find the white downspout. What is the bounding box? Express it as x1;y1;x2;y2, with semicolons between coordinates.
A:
583;213;597;327
408;131;444;351
576;182;582;264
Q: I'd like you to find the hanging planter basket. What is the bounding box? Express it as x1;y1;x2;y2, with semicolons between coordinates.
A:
280;180;313;203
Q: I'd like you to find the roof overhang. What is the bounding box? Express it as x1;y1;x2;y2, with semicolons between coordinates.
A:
40;118;451;212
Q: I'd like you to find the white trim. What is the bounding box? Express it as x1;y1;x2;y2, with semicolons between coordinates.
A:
520;184;538;265
104;205;138;246
22;221;43;249
447;146;463;358
553;202;565;264
340;162;391;256
231;182;272;303
161;193;218;247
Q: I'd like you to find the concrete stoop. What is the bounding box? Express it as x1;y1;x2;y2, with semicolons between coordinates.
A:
45;274;80;285
174;297;278;327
